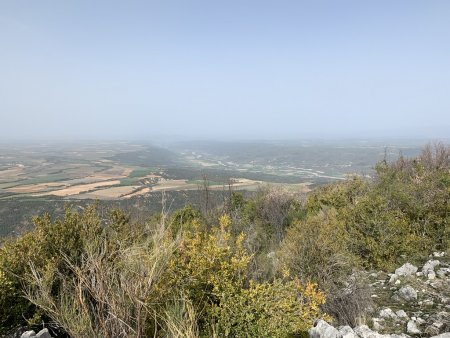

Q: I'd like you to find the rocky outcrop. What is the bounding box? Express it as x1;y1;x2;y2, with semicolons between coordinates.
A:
423;260;440;279
397;285;417;302
309;320;341;338
430;334;450;338
310;321;410;338
310;319;449;338
396;263;418;277
20;332;36;338
406;320;421;335
36;329;51;338
389;263;418;284
310;253;450;338
19;329;52;338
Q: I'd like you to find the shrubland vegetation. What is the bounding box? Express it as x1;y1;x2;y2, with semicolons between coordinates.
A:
0;205;325;337
0;143;448;337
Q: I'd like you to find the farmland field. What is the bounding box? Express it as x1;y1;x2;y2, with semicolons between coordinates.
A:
0;140;424;200
0;140;424;236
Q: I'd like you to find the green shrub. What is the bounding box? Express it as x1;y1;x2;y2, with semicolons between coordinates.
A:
373;143;450;252
298;144;450;270
0;205;104;333
279;144;449;325
305;177;369;214
279;208;357;286
342;193;421;270
163;214;327;337
0;205;159;334
0;208;327;337
212;278;325;338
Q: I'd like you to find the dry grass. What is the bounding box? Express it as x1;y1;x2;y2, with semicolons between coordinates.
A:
32;180;121;197
0;166;25;179
91;166;132;179
24;218;190;338
6;182;66;193
77;186;139;199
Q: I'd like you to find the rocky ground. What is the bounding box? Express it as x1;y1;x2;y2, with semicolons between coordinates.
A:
310;252;450;338
18;329;51;338
10;253;450;338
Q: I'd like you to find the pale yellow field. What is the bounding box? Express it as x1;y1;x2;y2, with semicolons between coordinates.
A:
0;166;25;179
150;179;198;191
123;187;151;198
33;180;121;197
149;178;270;192
75;186;139;199
59;177;110;185
273;182;312;193
7;182;66;193
90;166;132;179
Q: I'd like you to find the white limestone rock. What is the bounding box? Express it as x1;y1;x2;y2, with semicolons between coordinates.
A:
21;331;36;338
395;263;418;277
338;325;358;338
309;320;340;338
379;308;398;319
406;320;421;335
398;285;417;302
422;260;440;279
36;328;52;338
396;310;409;319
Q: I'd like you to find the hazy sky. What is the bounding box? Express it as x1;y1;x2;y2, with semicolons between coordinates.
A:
1;1;449;140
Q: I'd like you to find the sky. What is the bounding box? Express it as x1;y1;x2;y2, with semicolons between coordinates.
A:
1;1;449;141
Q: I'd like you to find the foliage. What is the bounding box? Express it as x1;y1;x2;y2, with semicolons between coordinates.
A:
293;143;450;270
1;143;447;335
163;214;326;337
305;177;369;214
373;143;450;252
245;187;296;243
0;206;103;333
343;193;421;270
278;208;371;327
227;188;307;281
0;268;34;331
279;208;357;287
211;278;325;338
25;219;176;338
169;205;203;234
0;208;326;337
322;272;372;327
279;144;449;324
